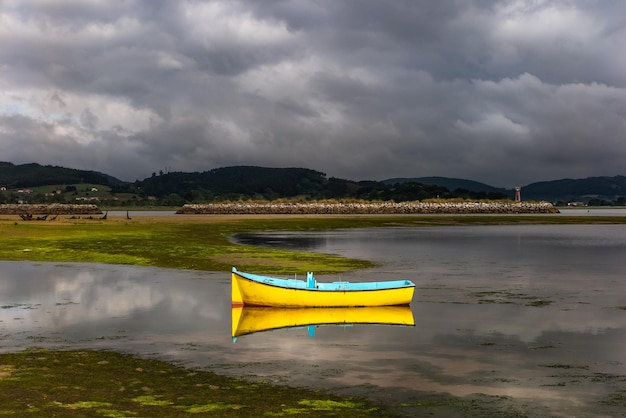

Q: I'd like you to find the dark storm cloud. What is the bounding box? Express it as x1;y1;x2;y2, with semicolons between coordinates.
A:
1;0;625;186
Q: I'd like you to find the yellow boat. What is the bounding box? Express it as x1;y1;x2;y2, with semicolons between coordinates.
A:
232;306;415;338
232;267;415;307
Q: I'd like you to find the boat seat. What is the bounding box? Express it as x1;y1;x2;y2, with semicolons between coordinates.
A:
306;272;316;289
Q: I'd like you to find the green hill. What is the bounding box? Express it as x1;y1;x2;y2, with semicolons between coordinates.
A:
0;162;126;188
2;161;624;205
384;176;509;196
384;175;626;204
522;176;626;203
133;166;348;201
131;166;508;202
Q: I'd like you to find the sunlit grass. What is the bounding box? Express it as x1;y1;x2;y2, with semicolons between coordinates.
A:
2;214;626;274
0;216;373;274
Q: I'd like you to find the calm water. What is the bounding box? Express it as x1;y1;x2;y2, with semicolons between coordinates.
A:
2;224;626;417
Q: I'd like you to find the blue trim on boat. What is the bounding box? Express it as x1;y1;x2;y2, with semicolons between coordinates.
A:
232;267;414;292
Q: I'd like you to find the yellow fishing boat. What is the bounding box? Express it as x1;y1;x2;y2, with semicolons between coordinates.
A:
231;267;415;307
232;306;415;338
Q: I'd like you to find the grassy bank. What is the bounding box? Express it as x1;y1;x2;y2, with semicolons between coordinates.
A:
2;214;626;274
0;215;377;274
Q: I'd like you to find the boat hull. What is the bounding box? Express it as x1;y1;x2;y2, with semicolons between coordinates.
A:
232;269;414;307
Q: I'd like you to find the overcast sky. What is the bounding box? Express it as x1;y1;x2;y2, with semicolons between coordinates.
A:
1;1;625;187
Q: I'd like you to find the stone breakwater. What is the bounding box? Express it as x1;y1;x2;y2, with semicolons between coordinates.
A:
177;201;560;215
0;204;102;215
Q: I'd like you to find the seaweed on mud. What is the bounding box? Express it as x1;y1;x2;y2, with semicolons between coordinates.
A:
0;349;385;417
601;390;626;407
470;290;554;307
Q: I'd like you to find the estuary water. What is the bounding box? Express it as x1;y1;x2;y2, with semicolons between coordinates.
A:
1;224;625;417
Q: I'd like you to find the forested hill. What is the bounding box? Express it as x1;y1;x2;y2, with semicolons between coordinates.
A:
0;162;125;188
134;166;330;200
131;166;504;202
2;161;625;205
0;163;507;202
385;175;626;204
522;176;626;203
384;177;507;195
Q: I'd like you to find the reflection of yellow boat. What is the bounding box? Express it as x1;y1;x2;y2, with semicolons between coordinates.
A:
231;306;415;338
232;267;415;307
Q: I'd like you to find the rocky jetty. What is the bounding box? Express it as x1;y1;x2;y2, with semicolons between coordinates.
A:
177;201;559;215
0;203;102;215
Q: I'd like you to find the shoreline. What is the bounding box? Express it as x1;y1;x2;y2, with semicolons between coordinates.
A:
177;201;559;215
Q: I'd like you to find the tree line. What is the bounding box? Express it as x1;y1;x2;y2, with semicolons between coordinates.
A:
1;166;509;206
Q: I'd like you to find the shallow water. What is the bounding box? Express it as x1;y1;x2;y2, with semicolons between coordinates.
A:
2;224;626;417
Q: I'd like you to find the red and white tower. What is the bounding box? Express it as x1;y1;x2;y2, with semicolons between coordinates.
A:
515;187;521;202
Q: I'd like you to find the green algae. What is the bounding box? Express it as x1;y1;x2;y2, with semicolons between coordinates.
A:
53;400;114;409
131;395;174;406
0;216;377;274
180;402;243;413
0;349;386;417
2;214;626;274
470;290;554;307
266;399;373;417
